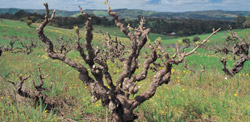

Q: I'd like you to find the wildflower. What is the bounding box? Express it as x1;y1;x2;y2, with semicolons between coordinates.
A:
182;89;185;91
177;80;180;83
224;77;228;80
234;93;237;96
154;101;157;105
1;97;3;99
171;68;175;73
44;110;48;113
159;110;165;114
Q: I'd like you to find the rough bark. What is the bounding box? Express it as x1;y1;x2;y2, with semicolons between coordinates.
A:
184;59;197;73
20;39;37;54
219;30;250;77
36;3;220;122
2;36;36;54
5;67;59;111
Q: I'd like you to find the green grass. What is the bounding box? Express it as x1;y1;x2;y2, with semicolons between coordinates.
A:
92;25;176;41
1;19;250;122
163;28;250;45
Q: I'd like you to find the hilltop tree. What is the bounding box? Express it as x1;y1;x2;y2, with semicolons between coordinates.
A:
235;16;246;28
36;2;220;122
243;16;250;28
14;10;26;18
26;19;33;26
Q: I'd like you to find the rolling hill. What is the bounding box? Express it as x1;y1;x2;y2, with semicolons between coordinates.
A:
1;18;250;122
1;8;250;21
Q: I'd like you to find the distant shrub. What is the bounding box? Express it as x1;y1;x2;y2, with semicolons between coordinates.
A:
183;38;190;44
19;17;26;22
193;36;200;42
35;19;43;23
182;38;190;47
26;19;33;26
243;17;250;28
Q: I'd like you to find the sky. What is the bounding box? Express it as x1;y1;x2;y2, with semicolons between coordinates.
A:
0;0;250;12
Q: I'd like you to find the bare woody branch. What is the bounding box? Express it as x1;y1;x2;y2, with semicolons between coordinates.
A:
106;0;151;87
4;68;67;113
201;29;250;77
218;30;250;77
7;74;32;98
36;3;221;122
37;4;113;117
37;3;88;74
135;46;157;81
78;6;96;67
20;39;37;54
33;66;51;91
130;29;221;112
185;28;221;56
184;59;197;73
55;38;73;55
106;0;131;37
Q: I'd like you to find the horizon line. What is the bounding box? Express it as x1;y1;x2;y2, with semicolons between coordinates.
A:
0;7;250;13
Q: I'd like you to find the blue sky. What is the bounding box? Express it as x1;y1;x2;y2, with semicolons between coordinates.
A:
210;0;222;3
0;0;250;12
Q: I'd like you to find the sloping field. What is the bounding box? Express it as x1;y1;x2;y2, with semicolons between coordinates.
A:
0;19;250;121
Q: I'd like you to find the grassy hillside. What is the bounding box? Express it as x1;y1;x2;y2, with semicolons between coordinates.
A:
163;28;250;45
0;19;250;121
0;19;176;45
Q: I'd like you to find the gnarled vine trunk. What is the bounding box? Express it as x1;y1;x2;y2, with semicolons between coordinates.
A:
36;2;220;121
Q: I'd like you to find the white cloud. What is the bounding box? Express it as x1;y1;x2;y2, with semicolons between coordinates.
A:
0;0;250;12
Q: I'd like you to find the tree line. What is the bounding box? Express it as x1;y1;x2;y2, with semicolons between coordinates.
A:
0;10;249;36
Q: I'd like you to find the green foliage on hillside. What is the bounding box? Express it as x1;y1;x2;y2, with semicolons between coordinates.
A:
0;8;79;17
1;8;250;21
2;9;247;37
0;19;250;121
